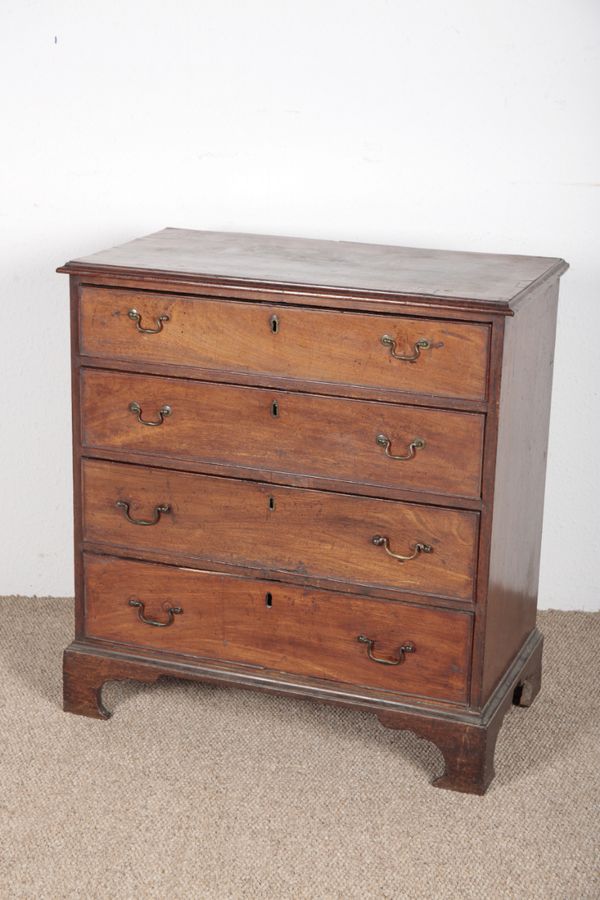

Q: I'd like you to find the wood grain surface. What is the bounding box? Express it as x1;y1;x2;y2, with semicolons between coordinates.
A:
80;368;485;500
79;286;490;401
481;280;560;700
81;459;479;601
83;554;472;703
61;227;567;309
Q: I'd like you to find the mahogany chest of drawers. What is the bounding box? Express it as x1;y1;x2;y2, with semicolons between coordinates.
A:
58;229;568;793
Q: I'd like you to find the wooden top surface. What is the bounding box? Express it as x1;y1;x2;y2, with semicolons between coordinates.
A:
59;228;567;311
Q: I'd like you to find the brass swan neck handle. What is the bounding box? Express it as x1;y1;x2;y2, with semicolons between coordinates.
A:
376;434;425;461
115;500;170;526
357;635;416;666
128;401;172;427
128;598;183;627
371;535;432;562
380;334;431;362
128;308;170;334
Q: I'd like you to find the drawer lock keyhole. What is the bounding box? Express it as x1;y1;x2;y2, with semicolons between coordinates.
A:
271;400;279;417
270;314;279;334
265;592;273;608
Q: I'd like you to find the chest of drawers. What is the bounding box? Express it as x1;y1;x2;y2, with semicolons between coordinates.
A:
59;229;568;793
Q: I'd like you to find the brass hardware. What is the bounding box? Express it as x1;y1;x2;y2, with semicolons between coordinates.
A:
265;592;273;607
271;399;279;417
357;635;415;666
115;500;170;526
128;401;172;426
376;434;425;460
268;496;276;511
128;308;169;334
270;314;279;334
128;598;182;627
381;334;431;362
371;535;432;562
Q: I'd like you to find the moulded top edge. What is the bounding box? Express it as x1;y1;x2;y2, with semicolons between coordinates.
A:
57;227;569;314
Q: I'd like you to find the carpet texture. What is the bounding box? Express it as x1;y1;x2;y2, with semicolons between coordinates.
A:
0;600;598;900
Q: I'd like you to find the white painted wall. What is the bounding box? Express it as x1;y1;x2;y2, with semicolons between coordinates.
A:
1;1;598;608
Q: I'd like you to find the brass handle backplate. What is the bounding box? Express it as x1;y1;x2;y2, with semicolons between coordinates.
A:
372;535;432;562
128;401;172;426
381;334;431;362
128;598;183;627
128;308;169;334
115;500;170;526
376;434;425;460
357;635;416;666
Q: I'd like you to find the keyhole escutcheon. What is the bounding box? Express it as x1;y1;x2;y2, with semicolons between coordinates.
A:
271;399;279;417
270;314;279;334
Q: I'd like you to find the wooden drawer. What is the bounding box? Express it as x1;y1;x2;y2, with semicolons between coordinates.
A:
79;287;490;401
82;459;478;601
84;554;472;703
81;369;485;501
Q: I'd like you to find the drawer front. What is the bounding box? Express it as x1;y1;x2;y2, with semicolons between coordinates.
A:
81;369;485;500
79;287;490;401
84;554;472;703
82;460;478;600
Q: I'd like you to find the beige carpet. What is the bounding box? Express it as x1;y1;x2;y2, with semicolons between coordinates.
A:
0;601;598;900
